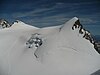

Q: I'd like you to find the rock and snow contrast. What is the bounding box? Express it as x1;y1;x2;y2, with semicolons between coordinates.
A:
0;17;100;75
0;19;11;29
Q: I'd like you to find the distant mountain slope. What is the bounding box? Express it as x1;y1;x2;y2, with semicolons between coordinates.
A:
0;17;100;75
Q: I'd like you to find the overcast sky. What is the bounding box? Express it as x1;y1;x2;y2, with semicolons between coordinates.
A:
0;0;100;35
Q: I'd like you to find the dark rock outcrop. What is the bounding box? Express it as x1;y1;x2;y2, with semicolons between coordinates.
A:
72;19;100;54
0;19;11;29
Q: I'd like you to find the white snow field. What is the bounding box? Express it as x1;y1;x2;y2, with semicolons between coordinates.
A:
0;17;100;75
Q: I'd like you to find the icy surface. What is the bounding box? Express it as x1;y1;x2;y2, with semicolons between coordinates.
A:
0;17;100;75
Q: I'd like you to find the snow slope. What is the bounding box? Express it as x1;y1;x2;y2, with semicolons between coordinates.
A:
0;17;100;75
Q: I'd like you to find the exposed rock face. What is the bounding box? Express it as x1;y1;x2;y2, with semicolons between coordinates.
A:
26;33;43;48
72;19;100;54
13;20;22;24
0;19;11;29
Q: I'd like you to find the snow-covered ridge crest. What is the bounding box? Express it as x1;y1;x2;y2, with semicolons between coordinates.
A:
34;17;100;58
34;17;100;75
59;17;99;54
60;17;78;31
11;20;39;29
0;17;100;75
72;18;100;54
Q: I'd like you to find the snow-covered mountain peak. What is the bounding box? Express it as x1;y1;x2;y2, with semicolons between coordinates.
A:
0;17;100;75
11;20;38;29
60;17;100;54
61;17;79;31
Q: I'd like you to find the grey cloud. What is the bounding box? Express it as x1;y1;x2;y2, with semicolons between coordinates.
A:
11;1;100;27
80;18;99;24
12;8;53;18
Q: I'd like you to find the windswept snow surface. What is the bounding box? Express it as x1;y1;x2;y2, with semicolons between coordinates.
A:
0;17;100;75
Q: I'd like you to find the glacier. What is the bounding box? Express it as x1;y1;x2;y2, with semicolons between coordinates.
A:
0;17;100;75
